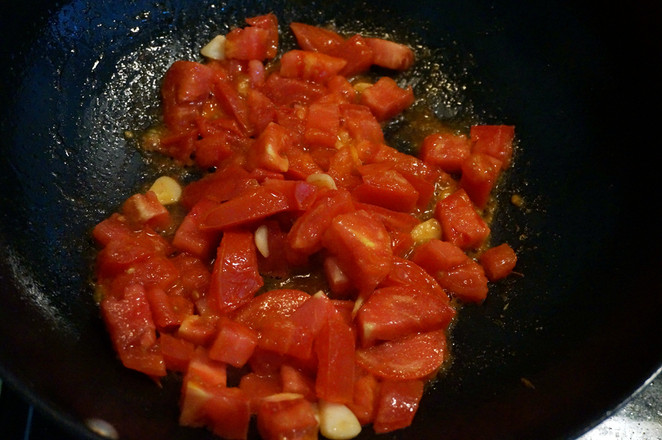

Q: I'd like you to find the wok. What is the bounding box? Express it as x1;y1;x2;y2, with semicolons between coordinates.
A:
1;0;661;439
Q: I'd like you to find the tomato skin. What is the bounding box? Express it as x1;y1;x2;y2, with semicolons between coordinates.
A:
208;229;264;314
322;209;394;293
355;329;447;380
435;189;490;250
420;132;472;174
100;284;166;377
360;76;415;121
257;396;319;440
470;124;515;168
479;243;518;281
356;285;455;347
459;152;503;209
373;379;424;433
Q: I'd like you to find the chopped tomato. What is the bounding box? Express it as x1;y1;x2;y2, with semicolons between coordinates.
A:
94;16;519;440
322;209;394;293
355;329;447;380
100;284;165;377
365;37;415;71
360;76;415;121
208;229;263;314
121;191;171;230
315;308;355;404
470;124;515;168
288;189;355;255
290;22;344;53
356;285;455;347
280;50;348;84
420;131;472;174
460;152;503;209
257;395;319;440
373;379;424;433
435;189;490;250
353;166;419;212
479;243;518;281
208;316;259;367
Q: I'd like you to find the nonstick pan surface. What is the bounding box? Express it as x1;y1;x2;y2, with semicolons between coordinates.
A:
1;1;661;439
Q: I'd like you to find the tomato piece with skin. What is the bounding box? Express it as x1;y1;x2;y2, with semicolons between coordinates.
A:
161;61;215;130
360;76;415;121
159;333;196;373
420;131;472;174
460;152;503;209
245;13;279;59
435;189;491;250
479;243;518;281
121;190;171;230
470;124;515;168
257;395;319;440
364;37;415;71
330;34;374;77
290;22;344;53
355;329;447;380
322;209;394;293
281;364;316;401
263;73;326;107
339;104;385;144
315;307;356;404
246;122;292;173
373;379;424;433
225;14;279;61
280;50;348;84
288;188;355;255
172;197;222;259
247;88;277;135
208;316;259;367
239;372;283;414
201;186;293;231
353;166;420;212
100;284;166;377
410;238;489;303
208;229;263;314
383;257;450;303
108;255;180;300
233;289;311;331
145;286;192;331
356;285;455;347
347;372;380;426
177;314;220;346
304;101;341;148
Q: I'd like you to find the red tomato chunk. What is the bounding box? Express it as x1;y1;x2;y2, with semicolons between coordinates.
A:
92;14;520;440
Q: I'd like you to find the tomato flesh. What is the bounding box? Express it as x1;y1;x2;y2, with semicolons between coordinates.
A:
92;14;519;440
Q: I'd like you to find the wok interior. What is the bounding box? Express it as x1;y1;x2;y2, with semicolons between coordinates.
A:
1;0;661;439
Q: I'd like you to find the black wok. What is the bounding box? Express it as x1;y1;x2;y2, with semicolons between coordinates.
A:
1;0;661;439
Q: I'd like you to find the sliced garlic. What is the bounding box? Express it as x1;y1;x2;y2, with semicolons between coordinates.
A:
200;35;227;60
410;218;442;245
254;224;270;258
318;400;362;440
149;176;182;205
306;173;337;190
